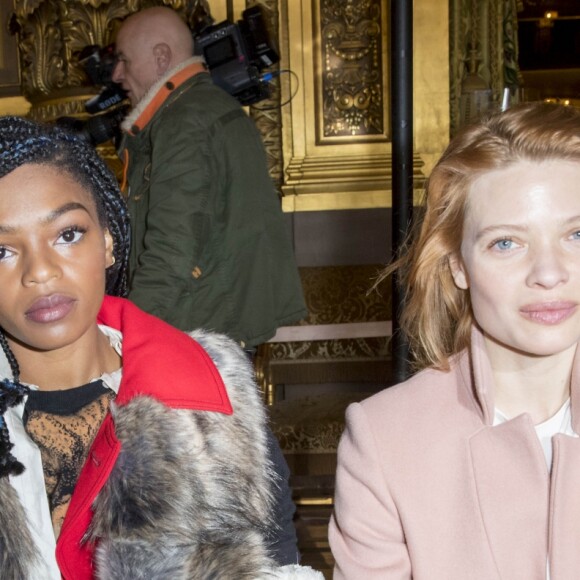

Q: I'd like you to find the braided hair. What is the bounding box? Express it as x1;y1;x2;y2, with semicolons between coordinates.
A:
0;116;131;477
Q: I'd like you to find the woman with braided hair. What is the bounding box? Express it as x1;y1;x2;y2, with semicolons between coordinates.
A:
0;117;321;579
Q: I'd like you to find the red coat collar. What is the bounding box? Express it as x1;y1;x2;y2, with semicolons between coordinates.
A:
97;295;232;413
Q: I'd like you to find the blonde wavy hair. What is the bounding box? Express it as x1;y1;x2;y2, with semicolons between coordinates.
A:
386;102;580;371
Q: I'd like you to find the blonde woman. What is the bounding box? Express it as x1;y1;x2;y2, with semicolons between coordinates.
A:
330;102;580;579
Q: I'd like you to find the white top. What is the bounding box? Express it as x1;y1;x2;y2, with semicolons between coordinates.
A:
493;399;578;470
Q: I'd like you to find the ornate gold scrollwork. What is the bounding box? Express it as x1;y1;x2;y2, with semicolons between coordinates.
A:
318;0;385;140
10;0;211;121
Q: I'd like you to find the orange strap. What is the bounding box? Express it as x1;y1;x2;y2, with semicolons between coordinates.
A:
120;148;129;194
127;62;206;135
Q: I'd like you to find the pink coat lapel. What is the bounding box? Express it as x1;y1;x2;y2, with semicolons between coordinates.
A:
549;435;580;579
469;416;548;579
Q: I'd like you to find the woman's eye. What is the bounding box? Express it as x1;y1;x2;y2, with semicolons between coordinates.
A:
57;227;85;244
570;230;580;241
491;238;515;251
0;246;14;261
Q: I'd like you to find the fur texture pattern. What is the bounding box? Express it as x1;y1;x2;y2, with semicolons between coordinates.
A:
0;477;45;579
92;331;321;578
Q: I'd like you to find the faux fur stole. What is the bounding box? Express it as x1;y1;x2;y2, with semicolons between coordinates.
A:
0;477;45;579
91;329;281;579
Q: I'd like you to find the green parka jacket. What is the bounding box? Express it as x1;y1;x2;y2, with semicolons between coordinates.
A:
118;60;307;347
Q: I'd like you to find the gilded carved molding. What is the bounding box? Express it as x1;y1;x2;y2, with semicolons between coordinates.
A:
317;0;386;141
278;0;445;209
14;2;66;100
13;0;126;105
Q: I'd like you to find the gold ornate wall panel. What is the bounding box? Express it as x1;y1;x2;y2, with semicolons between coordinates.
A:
316;0;387;143
280;0;449;212
13;0;125;121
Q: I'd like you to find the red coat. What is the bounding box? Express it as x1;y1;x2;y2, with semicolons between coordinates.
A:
55;296;232;579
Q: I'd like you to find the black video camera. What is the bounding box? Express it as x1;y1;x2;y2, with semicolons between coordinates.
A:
193;5;279;106
57;44;129;146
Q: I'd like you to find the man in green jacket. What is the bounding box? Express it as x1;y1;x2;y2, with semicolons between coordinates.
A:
112;6;306;349
111;7;307;567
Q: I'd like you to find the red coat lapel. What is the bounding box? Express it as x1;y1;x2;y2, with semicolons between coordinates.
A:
97;296;232;412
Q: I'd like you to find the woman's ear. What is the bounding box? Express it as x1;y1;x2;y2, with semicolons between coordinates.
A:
449;253;469;290
104;229;115;269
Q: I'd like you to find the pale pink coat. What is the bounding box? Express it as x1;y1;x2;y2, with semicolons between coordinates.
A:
329;327;580;579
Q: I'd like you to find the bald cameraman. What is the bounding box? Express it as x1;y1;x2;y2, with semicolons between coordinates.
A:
113;7;306;347
112;6;306;566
